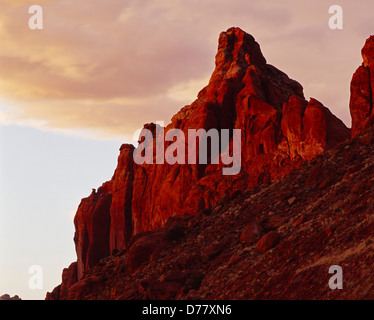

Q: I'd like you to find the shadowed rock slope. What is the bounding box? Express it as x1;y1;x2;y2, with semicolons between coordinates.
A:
46;29;374;300
49;127;374;300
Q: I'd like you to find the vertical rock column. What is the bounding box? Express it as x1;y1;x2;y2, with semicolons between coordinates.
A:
350;36;374;138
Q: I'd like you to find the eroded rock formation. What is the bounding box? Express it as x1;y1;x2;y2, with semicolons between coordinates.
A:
47;27;352;300
350;35;374;138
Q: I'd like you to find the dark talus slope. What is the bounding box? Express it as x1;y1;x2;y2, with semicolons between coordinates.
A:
47;28;357;300
51;127;374;300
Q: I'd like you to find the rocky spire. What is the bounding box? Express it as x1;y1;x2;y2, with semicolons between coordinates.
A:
350;35;374;138
48;28;351;299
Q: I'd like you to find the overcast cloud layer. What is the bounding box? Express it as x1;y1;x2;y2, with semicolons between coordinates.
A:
0;0;373;140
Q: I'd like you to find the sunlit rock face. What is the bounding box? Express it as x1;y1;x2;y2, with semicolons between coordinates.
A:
48;28;350;299
350;35;374;138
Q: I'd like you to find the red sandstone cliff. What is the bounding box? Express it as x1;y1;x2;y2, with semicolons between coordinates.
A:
350;35;374;138
47;27;357;300
49;126;374;300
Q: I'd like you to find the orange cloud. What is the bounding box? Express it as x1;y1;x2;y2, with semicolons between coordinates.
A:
0;0;373;139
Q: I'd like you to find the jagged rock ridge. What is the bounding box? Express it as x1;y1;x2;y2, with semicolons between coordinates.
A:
47;27;371;300
50;127;374;300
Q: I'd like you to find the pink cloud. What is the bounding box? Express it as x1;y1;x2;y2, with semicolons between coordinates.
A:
0;0;373;138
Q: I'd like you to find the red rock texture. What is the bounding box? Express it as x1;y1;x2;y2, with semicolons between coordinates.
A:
126;232;167;275
46;262;77;300
47;27;352;299
52;127;374;300
256;231;281;253
239;220;264;244
74;185;112;280
109;144;135;254
350;35;374;138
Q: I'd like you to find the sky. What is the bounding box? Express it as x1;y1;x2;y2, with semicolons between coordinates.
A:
0;0;373;299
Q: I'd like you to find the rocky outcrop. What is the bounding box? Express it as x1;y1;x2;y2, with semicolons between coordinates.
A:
46;262;78;300
74;185;112;280
49;128;374;300
109;144;135;255
350;35;374;138
47;27;351;299
0;294;21;300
